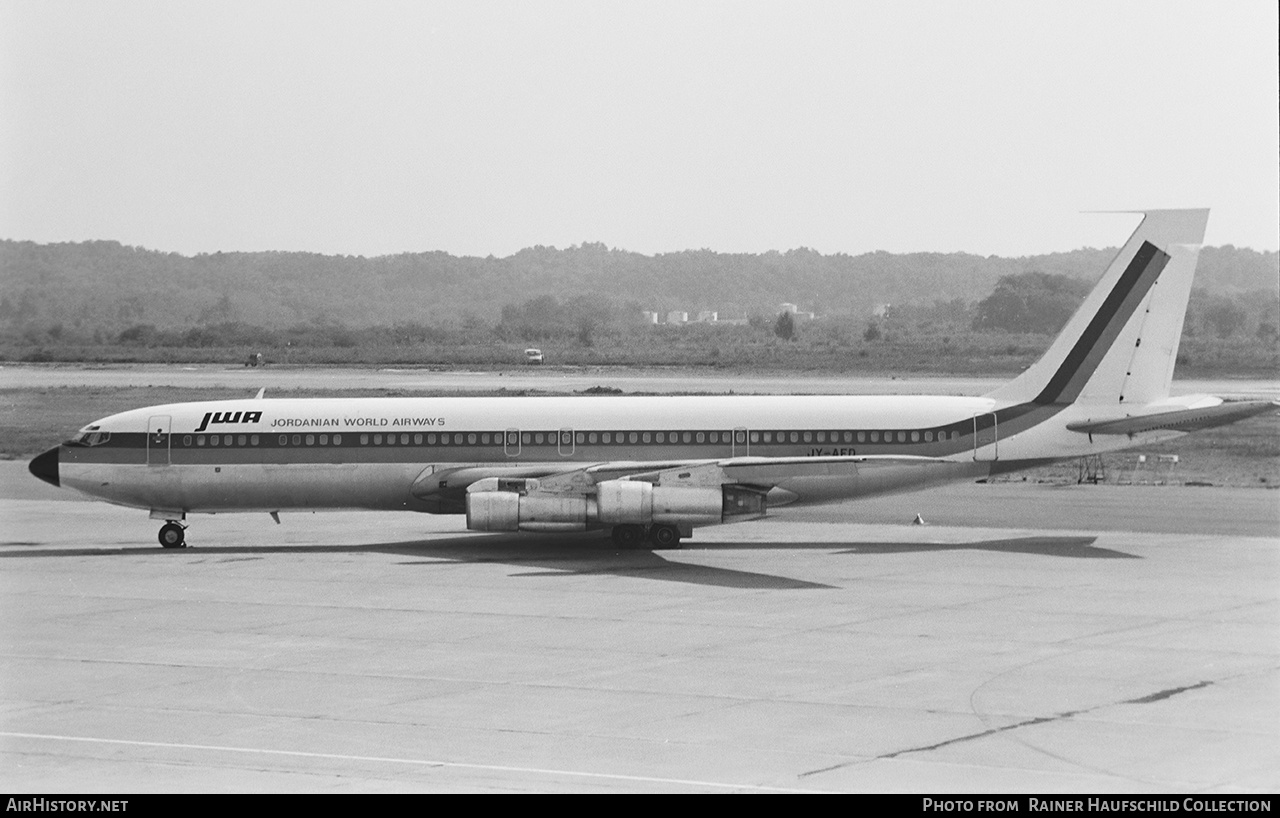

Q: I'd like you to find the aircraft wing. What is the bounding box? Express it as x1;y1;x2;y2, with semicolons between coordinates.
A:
551;454;945;486
1066;399;1278;436
414;454;955;511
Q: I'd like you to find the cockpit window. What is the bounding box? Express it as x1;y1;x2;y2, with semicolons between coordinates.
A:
71;425;111;446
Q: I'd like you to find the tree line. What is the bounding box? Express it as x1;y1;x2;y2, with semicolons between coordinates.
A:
2;239;1274;341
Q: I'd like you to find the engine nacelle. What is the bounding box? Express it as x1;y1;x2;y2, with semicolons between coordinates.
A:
596;480;725;527
465;478;767;534
466;478;593;532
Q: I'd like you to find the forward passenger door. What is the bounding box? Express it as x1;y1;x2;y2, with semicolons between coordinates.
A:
147;415;171;466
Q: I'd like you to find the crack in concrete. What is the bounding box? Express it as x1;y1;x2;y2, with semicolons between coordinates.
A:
799;679;1216;778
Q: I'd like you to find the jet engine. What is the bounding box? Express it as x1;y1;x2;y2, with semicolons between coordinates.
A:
464;478;766;533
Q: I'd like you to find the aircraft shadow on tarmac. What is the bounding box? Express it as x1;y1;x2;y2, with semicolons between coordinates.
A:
0;533;1135;589
828;535;1136;559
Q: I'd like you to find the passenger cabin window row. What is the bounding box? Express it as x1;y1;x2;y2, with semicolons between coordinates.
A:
181;434;263;447
173;428;964;448
345;429;962;446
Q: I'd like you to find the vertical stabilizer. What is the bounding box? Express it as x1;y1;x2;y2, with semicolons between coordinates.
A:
985;209;1208;407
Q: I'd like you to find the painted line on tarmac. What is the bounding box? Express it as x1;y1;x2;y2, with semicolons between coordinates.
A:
1;731;831;793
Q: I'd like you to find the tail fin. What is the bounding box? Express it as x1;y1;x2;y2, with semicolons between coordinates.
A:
986;209;1209;407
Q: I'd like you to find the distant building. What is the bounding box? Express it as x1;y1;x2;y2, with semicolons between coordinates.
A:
780;303;816;322
641;309;741;326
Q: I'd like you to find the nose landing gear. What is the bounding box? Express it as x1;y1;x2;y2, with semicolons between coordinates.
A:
158;521;187;549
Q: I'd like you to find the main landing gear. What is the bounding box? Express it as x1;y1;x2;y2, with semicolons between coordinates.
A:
158;521;187;549
610;523;682;549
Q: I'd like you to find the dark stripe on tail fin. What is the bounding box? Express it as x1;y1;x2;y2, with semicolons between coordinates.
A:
1034;241;1170;405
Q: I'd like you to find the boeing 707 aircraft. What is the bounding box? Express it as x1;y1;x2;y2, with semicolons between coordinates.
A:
27;209;1278;548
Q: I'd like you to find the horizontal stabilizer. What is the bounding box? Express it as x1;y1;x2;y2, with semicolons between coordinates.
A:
1066;400;1279;436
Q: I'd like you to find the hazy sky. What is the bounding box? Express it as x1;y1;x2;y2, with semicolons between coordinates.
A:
2;0;1277;258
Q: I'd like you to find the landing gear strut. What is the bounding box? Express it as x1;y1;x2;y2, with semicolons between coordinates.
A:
158;522;187;549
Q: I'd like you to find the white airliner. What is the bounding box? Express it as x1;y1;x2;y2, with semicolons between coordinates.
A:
27;209;1277;549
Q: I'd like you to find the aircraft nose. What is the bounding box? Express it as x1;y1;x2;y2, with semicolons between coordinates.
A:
28;446;60;488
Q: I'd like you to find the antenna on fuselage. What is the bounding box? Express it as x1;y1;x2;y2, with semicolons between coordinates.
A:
254;387;266;400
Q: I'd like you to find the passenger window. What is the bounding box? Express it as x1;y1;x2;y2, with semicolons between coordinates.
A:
374;434;382;445
682;432;692;444
414;434;423;445
911;431;920;442
333;435;341;445
762;432;772;443
210;435;219;447
251;435;260;446
870;432;879;442
522;433;531;445
789;432;799;443
603;433;612;444
925;431;933;442
321;435;329;445
696;432;705;443
857;432;866;443
749;432;759;443
629;432;638;444
576;433;585;444
588;432;598;444
466;433;475;445
642;432;651;444
306;435;315;446
183;435;192;446
897;431;906;443
843;432;853;443
360;435;369;445
816;432;826;443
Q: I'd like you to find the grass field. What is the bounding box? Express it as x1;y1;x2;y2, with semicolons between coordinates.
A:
3;383;1276;489
7;328;1278;379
